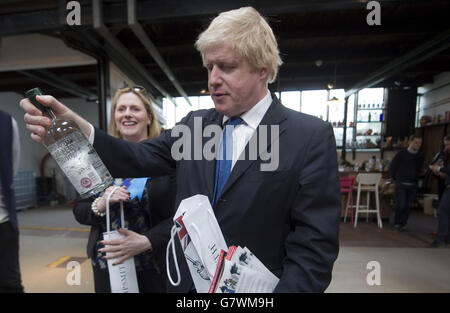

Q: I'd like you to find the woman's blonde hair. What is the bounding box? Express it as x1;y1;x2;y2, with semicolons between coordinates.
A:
195;6;282;84
108;86;161;139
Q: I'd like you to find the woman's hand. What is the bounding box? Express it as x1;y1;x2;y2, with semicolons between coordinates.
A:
99;228;152;265
96;186;130;213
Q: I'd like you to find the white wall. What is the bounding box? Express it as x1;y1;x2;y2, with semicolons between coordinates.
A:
1;92;47;174
0;34;95;72
1;91;99;201
419;72;450;119
0;91;99;174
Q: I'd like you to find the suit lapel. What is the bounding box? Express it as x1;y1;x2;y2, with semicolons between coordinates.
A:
201;110;223;201
219;97;288;198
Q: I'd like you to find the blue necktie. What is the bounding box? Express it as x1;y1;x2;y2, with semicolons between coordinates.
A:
212;117;243;207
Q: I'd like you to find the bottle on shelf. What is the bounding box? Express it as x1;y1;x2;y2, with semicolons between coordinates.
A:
376;158;383;171
25;87;113;199
367;155;376;171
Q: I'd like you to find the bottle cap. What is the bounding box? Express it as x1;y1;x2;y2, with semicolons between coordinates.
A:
25;87;48;113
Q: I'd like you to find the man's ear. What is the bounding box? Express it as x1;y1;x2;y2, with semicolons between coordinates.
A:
259;67;269;81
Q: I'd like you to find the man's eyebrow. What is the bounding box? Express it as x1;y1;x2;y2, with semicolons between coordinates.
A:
204;59;238;67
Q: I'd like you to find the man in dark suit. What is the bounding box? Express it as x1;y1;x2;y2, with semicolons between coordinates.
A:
20;7;341;292
0;110;24;293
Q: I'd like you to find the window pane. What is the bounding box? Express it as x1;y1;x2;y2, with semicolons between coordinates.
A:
301;90;328;120
357;88;384;108
347;94;355;124
199;95;214;110
280;91;300;112
328;89;345;125
163;97;175;129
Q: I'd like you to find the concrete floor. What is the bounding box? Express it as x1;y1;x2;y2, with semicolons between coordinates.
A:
327;247;450;292
18;205;94;293
15;204;450;293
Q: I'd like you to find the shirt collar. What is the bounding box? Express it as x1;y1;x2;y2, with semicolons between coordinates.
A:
222;91;272;129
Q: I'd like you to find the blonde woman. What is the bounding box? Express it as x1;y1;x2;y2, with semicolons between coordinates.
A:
73;86;176;293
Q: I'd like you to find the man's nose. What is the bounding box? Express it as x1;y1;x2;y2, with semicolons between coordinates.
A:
209;66;222;87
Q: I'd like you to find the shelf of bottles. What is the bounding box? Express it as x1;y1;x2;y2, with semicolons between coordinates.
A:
353;89;385;150
326;90;354;149
333;124;355;149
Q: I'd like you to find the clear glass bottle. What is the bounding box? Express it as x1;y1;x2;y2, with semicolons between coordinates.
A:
26;87;113;198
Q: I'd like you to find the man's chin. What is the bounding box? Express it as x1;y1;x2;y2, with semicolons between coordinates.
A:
214;103;231;116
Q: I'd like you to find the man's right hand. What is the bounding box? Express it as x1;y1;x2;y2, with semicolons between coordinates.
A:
20;94;91;142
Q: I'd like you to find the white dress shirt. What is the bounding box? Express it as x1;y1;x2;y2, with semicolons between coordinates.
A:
222;91;272;170
0;117;21;224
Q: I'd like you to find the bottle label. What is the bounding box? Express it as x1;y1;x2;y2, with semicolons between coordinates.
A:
47;131;103;195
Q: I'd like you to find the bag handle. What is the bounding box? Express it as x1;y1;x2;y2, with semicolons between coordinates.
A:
166;225;181;286
105;186;125;233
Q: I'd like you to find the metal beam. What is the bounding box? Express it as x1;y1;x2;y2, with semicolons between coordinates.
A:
67;28;166;124
17;69;97;100
96;55;109;131
345;30;450;98
58;27;166;123
2;0;445;36
92;0;176;107
127;0;190;106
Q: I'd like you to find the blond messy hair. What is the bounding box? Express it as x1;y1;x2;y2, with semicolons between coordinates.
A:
108;87;161;139
195;6;282;84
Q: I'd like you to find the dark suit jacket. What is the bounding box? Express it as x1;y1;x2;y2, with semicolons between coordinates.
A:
440;163;450;186
93;96;341;292
72;175;177;276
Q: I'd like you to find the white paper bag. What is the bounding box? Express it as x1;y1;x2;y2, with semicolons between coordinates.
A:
102;186;139;293
166;194;227;293
103;230;139;293
181;196;228;278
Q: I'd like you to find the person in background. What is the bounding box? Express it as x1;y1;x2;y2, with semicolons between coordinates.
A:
389;135;424;231
0;110;23;293
73;86;176;292
430;135;450;248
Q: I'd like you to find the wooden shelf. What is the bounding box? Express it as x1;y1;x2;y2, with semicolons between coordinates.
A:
356;135;382;137
351;148;381;151
417;122;450;129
